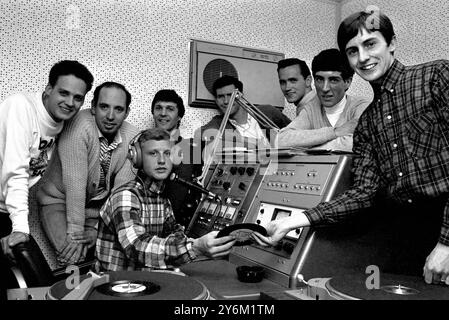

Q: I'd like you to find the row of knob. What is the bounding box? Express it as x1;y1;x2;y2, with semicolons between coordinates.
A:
212;180;247;191
217;166;256;176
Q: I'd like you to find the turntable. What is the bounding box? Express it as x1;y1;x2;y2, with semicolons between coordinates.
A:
46;270;210;300
284;273;449;300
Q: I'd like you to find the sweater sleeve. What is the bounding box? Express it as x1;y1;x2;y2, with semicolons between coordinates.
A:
0;96;35;234
277;110;336;148
58;116;91;234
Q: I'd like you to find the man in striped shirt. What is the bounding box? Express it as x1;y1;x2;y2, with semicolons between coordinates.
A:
253;10;449;285
95;128;235;271
38;82;138;266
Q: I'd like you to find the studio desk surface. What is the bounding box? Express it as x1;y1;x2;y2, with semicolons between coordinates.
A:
180;259;287;300
7;259;289;301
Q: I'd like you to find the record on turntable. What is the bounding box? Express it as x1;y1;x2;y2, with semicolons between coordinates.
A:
47;271;210;300
325;273;449;300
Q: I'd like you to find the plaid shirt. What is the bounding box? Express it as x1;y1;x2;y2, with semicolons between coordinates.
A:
94;176;197;271
304;59;449;245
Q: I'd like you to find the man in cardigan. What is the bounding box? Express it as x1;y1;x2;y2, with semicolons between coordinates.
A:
194;75;291;158
278;48;370;152
37;81;139;266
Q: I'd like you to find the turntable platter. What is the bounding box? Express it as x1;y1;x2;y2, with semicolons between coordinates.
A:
326;273;449;300
47;271;209;300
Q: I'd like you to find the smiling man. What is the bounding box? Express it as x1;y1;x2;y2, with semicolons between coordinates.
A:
37;81;138;266
94;128;236;271
0;60;93;258
278;48;370;152
151;89;202;227
277;58;318;116
253;10;449;284
194;75;291;156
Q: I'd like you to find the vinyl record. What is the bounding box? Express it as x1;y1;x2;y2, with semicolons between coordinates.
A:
217;223;267;246
47;271;210;300
96;280;160;297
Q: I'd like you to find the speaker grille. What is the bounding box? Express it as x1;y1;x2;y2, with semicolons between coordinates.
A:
203;59;238;95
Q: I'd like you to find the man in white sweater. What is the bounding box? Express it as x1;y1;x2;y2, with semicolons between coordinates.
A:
0;60;94;258
278;49;370;152
37;82;139;265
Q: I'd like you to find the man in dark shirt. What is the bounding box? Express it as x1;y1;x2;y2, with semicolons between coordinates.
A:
151;89;202;228
253;10;449;285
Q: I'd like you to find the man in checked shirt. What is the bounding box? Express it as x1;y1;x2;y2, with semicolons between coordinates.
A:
253;10;449;285
94;128;236;271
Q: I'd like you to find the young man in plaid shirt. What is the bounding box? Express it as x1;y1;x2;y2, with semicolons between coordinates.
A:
94;128;235;271
253;10;449;285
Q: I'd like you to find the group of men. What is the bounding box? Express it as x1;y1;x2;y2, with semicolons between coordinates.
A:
0;9;448;288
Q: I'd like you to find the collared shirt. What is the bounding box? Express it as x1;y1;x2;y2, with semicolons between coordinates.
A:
296;90;318;116
304;59;449;245
94;176;197;271
97;128;121;192
229;114;270;149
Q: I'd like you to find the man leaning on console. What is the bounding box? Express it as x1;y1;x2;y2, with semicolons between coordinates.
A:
1;7;448;299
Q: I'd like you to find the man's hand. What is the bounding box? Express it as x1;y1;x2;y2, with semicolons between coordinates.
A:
193;231;236;259
56;234;86;265
71;228;97;249
423;242;449;285
251;213;311;247
0;232;29;260
251;219;291;247
334;119;358;137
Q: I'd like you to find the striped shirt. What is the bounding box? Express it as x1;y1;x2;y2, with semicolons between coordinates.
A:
97;129;121;192
304;59;449;245
94;176;197;271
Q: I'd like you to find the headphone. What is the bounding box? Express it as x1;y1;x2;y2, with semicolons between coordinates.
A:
128;129;182;169
128;131;144;169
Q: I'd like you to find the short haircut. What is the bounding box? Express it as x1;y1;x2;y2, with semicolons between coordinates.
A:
312;48;354;80
48;60;94;92
212;75;243;97
138;127;171;144
92;82;132;109
337;10;395;54
277;58;311;79
151;89;185;118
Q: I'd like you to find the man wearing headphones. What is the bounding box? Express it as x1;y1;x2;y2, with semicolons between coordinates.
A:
37;82;139;266
95;128;236;271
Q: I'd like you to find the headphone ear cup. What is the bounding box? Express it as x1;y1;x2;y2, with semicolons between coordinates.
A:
128;131;146;169
128;140;142;169
134;140;142;168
